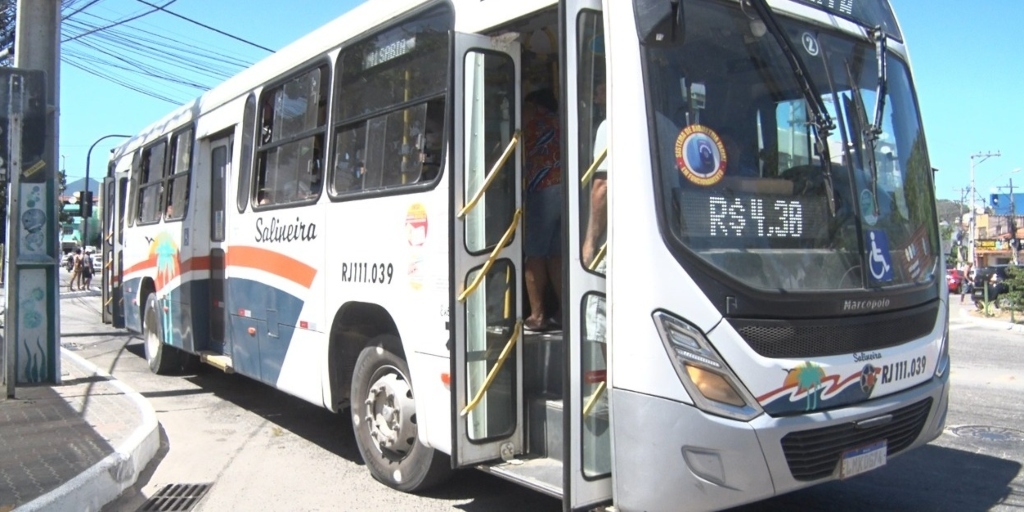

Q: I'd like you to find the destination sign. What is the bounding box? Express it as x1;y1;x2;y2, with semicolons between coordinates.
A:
791;0;902;40
364;35;417;70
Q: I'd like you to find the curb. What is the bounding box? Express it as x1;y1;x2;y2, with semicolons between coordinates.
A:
958;306;1024;332
17;350;160;512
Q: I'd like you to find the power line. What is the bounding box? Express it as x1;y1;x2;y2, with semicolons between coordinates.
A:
59;3;259;104
61;0;104;22
133;0;274;53
62;0;176;43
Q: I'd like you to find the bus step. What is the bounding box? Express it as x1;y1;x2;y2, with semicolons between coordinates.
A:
199;351;234;373
527;398;563;462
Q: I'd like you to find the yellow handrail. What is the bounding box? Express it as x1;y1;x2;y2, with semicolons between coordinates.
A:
458;208;522;303
460;320;522;417
587;242;608;272
582;381;607;417
457;131;521;219
580;147;607;186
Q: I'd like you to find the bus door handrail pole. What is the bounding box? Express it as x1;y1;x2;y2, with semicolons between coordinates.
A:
583;381;607;417
457;208;522;302
460;320;522;417
457;130;521;219
580;147;607;186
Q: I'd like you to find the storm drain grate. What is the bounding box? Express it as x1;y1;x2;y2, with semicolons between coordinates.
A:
138;483;212;512
950;425;1024;444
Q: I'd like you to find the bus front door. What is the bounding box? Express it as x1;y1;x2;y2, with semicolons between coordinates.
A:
206;136;230;355
562;1;614;508
451;33;524;466
103;171;130;328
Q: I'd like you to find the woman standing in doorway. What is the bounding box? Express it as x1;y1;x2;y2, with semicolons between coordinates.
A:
523;88;563;332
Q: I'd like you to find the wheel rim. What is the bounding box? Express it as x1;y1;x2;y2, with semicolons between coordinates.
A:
363;365;416;460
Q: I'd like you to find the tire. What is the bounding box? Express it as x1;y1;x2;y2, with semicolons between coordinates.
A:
180;352;201;374
350;335;452;493
143;294;181;375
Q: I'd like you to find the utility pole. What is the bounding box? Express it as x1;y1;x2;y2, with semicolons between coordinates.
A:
1003;179;1018;265
953;187;970;267
4;0;62;397
969;151;1001;269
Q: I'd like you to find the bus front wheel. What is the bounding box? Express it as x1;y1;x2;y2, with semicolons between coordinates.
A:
143;294;180;375
350;335;451;492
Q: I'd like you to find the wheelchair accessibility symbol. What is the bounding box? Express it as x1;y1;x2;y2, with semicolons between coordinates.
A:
867;230;893;282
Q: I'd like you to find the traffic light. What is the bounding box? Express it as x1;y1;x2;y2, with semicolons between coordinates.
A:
991;193;1000;207
80;191;93;218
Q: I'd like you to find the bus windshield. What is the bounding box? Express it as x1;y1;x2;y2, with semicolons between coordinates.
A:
642;0;938;292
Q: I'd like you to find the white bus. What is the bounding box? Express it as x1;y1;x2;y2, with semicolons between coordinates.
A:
102;0;949;509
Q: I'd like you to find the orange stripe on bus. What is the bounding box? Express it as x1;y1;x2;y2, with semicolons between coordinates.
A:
180;255;211;273
124;254;158;276
125;254;210;276
227;246;317;289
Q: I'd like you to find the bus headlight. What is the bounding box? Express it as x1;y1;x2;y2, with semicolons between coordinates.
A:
934;322;950;378
653;311;762;421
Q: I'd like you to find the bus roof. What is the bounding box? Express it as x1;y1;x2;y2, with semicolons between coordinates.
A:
112;0;559;158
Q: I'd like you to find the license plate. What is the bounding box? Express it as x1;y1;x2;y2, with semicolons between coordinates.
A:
840;440;887;479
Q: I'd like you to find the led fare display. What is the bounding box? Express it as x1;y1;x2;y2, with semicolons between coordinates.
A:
676;188;828;243
709;196;804;237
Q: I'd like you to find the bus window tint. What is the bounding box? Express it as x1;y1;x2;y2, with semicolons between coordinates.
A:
255;65;328;206
330;5;452;197
165;128;192;221
237;93;256;212
334;100;444;194
137;141;166;224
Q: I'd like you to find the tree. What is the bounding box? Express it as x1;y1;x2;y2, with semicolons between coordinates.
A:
1003;266;1024;323
936;198;966;228
57;170;70;225
940;222;959;267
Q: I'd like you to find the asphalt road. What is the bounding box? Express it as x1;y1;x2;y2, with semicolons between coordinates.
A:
56;277;1023;512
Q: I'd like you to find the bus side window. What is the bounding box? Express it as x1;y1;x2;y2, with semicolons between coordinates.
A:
255;64;329;207
419;99;445;182
333;123;367;193
137;140;167;224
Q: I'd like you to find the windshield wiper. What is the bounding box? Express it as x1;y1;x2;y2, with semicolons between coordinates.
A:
870;26;888;138
749;0;837;216
845;26;889;219
845;59;878;217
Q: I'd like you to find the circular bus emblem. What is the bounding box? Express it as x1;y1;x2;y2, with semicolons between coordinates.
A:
802;32;819;56
674;124;727;186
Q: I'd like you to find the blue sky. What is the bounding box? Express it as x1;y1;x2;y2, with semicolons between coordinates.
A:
59;0;1021;204
58;0;360;183
893;0;1024;202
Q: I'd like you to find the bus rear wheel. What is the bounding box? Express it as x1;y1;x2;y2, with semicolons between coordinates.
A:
350;335;451;492
143;294;180;375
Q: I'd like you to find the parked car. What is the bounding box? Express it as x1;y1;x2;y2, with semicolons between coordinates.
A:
972;265;1022;308
946;268;963;294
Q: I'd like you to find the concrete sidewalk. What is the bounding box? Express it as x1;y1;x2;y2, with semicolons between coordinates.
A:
1;289;159;512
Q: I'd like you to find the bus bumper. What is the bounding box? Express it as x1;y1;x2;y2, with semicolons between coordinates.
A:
610;371;949;512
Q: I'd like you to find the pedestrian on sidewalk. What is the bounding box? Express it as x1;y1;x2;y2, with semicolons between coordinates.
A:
68;247;83;291
960;264;974;304
81;248;95;290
